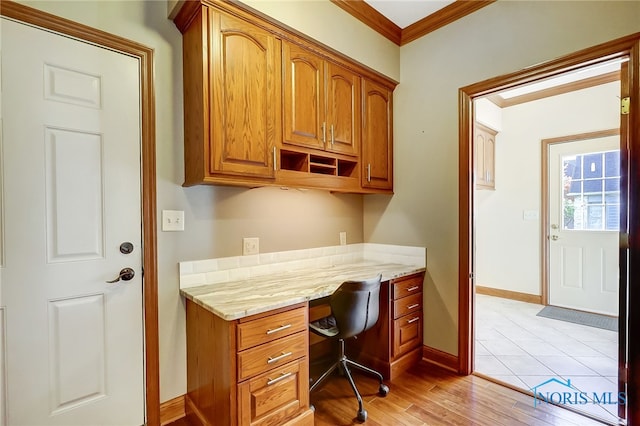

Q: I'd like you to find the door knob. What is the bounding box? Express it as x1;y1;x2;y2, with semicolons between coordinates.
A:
551;224;559;229
551;235;559;241
106;267;135;283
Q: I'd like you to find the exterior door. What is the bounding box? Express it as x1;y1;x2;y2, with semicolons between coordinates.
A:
0;19;144;425
548;135;620;315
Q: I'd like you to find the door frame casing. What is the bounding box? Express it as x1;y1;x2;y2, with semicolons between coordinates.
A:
459;32;640;422
0;2;160;424
541;128;620;309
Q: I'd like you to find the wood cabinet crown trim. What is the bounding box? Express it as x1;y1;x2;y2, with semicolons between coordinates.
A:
173;0;398;90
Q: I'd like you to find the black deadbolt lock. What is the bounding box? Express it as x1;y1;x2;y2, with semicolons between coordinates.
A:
120;242;134;254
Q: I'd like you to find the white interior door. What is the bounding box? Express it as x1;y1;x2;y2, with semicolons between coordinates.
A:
0;19;144;425
548;135;619;316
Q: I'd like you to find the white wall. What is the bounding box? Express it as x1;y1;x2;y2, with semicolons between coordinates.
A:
475;98;502;132
14;0;398;402
476;82;621;295
364;1;640;355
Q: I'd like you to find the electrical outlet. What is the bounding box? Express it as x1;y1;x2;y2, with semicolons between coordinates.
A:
162;210;185;231
243;237;259;255
339;231;347;246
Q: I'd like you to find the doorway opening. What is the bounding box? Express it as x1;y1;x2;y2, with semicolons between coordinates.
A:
459;34;639;425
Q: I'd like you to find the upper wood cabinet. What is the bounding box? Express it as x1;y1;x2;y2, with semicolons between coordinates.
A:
474;122;496;190
282;42;360;157
182;5;280;185
174;0;396;193
361;79;393;191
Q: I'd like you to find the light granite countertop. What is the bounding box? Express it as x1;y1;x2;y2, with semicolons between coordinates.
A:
180;260;425;321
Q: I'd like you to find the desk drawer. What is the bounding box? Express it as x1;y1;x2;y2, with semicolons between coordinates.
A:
393;313;422;357
238;359;309;426
237;307;307;351
238;331;307;381
392;275;423;300
393;292;422;319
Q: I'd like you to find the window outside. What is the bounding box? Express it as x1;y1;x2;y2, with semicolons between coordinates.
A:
562;150;620;231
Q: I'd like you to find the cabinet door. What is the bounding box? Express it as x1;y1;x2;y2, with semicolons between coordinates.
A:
474;122;496;189
326;62;360;156
210;12;280;178
282;42;325;150
361;79;393;190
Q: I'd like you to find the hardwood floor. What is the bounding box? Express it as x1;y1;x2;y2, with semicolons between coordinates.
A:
167;361;607;426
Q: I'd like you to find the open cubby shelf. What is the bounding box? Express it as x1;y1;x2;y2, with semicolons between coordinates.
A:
280;149;358;178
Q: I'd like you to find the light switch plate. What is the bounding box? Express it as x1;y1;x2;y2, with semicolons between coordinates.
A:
340;231;347;246
523;210;539;221
162;210;185;231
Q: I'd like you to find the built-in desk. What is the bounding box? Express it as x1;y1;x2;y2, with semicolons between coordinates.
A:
179;244;426;426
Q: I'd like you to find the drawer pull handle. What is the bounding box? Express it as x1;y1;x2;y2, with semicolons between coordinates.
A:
407;317;420;324
407;304;420;310
267;351;292;364
267;372;292;386
266;324;292;335
407;286;420;292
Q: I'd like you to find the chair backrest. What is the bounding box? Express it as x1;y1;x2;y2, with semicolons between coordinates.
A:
330;274;382;339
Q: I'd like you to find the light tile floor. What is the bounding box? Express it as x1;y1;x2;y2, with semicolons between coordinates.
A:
475;294;620;423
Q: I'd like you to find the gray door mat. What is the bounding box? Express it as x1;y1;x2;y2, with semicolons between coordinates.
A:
536;305;618;332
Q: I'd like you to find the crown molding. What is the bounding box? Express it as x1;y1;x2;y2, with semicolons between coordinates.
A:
331;0;495;46
401;0;495;46
330;0;401;45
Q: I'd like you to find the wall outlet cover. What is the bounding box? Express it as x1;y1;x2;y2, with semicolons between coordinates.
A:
243;237;259;255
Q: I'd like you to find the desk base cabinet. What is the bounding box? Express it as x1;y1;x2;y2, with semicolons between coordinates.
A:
186;300;313;426
348;272;425;380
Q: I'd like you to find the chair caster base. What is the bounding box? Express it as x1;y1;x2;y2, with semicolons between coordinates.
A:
379;384;389;396
357;409;367;422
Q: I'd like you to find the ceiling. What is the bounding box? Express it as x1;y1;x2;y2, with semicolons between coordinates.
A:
331;1;622;105
364;0;455;29
330;0;494;46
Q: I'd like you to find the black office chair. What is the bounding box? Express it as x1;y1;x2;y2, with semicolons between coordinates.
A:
309;274;389;422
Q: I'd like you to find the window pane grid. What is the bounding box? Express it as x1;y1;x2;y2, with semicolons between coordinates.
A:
562;150;620;231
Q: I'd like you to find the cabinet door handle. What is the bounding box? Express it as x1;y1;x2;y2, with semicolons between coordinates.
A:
407;286;420;292
322;122;326;144
407;317;420;324
407;304;420;310
267;351;292;364
367;163;371;182
330;124;335;145
273;146;277;171
267;371;292;386
266;324;291;335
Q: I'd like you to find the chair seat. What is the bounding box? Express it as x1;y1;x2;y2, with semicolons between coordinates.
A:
309;315;339;338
